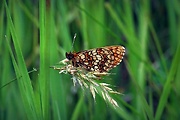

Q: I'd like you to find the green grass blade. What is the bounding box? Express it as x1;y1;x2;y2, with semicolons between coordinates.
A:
39;0;50;119
155;39;180;120
5;1;41;119
126;61;154;120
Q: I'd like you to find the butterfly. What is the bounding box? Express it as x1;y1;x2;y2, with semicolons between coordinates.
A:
65;45;125;76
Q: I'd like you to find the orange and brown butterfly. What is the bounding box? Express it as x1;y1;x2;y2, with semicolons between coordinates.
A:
65;45;125;76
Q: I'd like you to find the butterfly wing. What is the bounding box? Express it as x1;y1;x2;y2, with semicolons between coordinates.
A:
71;46;125;73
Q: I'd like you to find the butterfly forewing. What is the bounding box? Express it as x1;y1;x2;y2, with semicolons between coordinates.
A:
66;46;125;73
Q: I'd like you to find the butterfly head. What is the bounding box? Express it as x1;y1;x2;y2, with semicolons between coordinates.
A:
66;52;74;60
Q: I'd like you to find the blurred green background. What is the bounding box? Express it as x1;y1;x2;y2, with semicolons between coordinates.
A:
0;0;180;120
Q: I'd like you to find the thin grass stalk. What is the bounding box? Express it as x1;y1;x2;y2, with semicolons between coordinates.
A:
71;93;84;120
136;1;150;118
79;0;89;49
1;6;11;119
149;22;168;74
126;61;154;120
57;0;72;50
17;0;39;28
155;36;180;120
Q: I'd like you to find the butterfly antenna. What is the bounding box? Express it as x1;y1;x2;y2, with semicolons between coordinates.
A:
70;33;77;52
